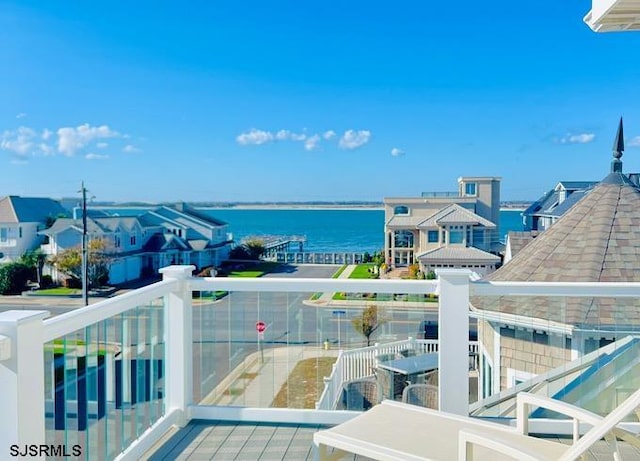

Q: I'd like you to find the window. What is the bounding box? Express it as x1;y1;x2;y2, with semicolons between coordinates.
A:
464;182;477;196
394;230;414;248
0;228;7;243
393;205;409;215
449;225;464;244
473;229;485;246
130;235;136;245
18;227;22;238
427;230;438;243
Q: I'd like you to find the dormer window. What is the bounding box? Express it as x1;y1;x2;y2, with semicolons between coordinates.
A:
394;205;409;215
464;182;477;196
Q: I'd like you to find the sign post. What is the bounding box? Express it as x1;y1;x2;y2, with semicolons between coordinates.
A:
256;321;266;364
332;310;346;349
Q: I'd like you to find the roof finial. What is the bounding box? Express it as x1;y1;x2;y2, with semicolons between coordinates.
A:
611;117;624;173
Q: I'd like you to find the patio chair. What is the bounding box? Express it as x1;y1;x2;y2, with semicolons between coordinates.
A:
402;384;438;409
342;378;379;411
314;388;640;461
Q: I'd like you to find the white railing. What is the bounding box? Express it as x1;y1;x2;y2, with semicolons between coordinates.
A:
4;266;640;460
316;338;480;410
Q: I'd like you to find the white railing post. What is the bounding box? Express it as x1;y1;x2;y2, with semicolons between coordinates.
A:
160;265;195;426
437;269;471;416
0;310;48;457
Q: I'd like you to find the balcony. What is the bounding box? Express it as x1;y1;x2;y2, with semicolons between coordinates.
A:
1;267;640;460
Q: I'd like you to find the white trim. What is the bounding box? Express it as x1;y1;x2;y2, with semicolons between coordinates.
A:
189;405;359;426
114;409;181;461
507;368;536;388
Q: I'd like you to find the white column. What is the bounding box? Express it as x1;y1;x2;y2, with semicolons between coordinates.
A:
436;269;471;415
0;310;49;456
160;265;195;425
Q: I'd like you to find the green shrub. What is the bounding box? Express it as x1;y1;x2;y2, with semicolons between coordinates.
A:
41;274;54;289
0;262;35;294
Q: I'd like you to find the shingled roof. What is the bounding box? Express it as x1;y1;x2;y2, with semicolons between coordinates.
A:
0;196;68;223
473;120;640;329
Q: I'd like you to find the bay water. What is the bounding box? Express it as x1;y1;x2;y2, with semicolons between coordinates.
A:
100;207;524;254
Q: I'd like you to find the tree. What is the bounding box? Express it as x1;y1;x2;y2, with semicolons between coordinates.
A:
244;238;265;260
351;305;388;347
229;238;265;260
18;249;46;285
49;238;112;287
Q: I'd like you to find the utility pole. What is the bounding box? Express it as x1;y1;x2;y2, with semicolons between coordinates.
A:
80;182;89;306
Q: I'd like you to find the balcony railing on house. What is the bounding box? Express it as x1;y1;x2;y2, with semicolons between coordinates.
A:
2;267;640;460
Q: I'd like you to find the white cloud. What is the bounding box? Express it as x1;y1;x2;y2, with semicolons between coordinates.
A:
290;132;307;141
96;142;108;149
123;144;141;153
42;129;52;140
275;129;290;140
558;133;595;144
236;128;274;145
39;143;54;155
339;129;371;150
304;134;321;151
628;136;640;147
1;126;37;156
391;147;404;157
85;153;109;160
57;123;120;156
16;113;27;119
323;130;336;140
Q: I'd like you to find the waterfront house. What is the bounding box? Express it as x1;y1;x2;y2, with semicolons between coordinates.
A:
384;176;501;276
40;203;231;284
0;196;68;264
473;122;640;399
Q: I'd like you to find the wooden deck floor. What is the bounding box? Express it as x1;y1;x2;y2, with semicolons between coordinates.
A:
145;420;640;461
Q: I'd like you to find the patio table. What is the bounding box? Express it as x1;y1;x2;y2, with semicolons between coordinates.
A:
376;353;438;400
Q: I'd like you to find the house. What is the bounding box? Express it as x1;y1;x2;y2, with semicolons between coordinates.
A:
40;203;231;285
0;196;68;263
522;181;597;231
384;176;502;276
472;120;640;397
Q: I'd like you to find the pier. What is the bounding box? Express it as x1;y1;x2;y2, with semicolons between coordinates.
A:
242;235;366;264
243;235;306;258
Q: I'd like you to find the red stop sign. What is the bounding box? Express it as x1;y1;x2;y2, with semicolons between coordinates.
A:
256;321;266;333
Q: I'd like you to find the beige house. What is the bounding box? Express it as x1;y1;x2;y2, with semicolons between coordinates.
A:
384;176;501;276
473;121;640;398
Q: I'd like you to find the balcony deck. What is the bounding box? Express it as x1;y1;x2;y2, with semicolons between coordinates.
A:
145;420;640;461
4;267;640;461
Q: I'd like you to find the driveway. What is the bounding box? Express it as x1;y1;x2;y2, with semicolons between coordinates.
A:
263;264;340;278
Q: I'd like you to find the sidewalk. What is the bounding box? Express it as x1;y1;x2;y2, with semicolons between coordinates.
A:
201;345;339;407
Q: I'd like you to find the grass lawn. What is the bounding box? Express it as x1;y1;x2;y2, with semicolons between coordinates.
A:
332;292;439;302
271;356;336;409
31;287;80;296
348;263;378;279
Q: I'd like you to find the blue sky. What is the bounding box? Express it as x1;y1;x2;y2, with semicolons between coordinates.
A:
2;1;640;203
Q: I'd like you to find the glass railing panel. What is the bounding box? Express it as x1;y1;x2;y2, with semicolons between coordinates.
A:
191;288;444;411
472;292;640;421
43;298;165;460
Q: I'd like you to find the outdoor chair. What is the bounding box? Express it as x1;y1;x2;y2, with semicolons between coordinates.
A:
314;388;640;461
402;383;438;409
342;378;379;411
374;367;408;401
